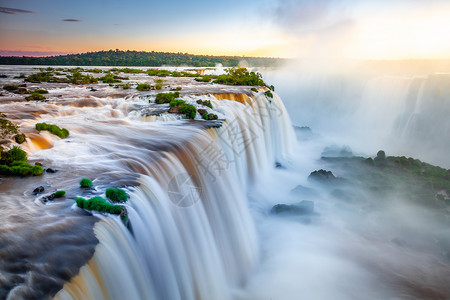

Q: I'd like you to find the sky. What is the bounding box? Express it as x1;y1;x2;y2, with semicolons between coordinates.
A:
1;0;450;59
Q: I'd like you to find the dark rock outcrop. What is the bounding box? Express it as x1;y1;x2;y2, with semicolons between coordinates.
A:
271;200;314;216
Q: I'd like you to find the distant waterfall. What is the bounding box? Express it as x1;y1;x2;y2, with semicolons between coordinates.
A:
54;92;295;300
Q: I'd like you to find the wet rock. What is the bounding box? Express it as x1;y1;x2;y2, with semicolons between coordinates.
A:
89;87;98;92
308;169;337;182
168;106;180;114
46;168;57;173
47;193;56;201
271;200;314;216
275;162;285;169
197;109;207;115
35;162;43;166
33;186;45;195
290;185;318;197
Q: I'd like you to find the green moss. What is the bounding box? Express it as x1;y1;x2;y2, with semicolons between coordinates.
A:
34;89;49;94
196;99;213;108
251;87;258;92
105;188;128;202
137;83;151;91
202;113;218;120
155;92;180;104
80;178;93;188
77;196;124;215
169;99;186;107
0;146;27;165
54;190;66;198
35;122;69;138
0;161;43;176
175;86;182;91
14;133;26;144
14;74;26;79
99;74;121;83
0;74;8;78
122;83;130;89
179;103;197;119
25;92;46;101
265;90;273;98
155;83;163;90
0;113;19;138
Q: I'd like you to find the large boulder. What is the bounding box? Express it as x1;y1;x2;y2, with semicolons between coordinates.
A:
270;200;314;216
308;169;336;183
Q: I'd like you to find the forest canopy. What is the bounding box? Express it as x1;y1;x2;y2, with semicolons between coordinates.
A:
0;50;285;67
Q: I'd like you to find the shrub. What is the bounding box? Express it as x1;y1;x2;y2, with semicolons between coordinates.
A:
0;146;27;165
26;72;61;83
265;90;273;98
269;85;275;91
99;74;121;83
34;89;49;94
214;68;266;86
251;87;257;92
25;92;46;101
0;161;43;176
202;113;218;120
196;99;213;108
155;92;180;104
176;86;182;91
54;190;66;198
14;74;26;79
80;178;93;188
77;196;124;215
122;83;130;89
0;74;7;78
76;197;85;208
14;133;26;144
169;99;186;107
0;113;19;138
35;122;69;138
105;188;128;202
3;85;18;91
155;83;163;90
137;83;151;91
376;150;386;160
179;103;197;119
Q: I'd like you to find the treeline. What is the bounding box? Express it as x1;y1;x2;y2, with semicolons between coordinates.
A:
0;50;285;67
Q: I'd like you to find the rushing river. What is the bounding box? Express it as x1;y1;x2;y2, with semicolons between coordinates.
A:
0;65;449;300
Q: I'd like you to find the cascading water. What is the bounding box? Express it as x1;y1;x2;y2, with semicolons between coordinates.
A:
28;89;294;300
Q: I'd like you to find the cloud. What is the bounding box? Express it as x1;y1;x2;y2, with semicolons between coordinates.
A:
62;19;81;22
0;7;34;14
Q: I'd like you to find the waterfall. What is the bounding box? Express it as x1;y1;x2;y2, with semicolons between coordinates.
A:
53;91;295;300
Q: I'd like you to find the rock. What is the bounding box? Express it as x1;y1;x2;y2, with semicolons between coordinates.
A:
290;185;318;197
275;162;285;169
197;109;207;115
33;186;45;195
308;169;336;182
168;106;180;114
89;87;98;92
14;133;26;144
35;162;43;166
46;168;57;173
46;193;56;201
271;200;314;216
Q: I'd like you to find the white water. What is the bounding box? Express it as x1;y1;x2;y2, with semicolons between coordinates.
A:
51;90;295;300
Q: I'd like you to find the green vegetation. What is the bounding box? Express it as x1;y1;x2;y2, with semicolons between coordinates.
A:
0;146;43;176
25;92;46;101
155;83;163;90
67;70;98;84
195;75;217;82
0;113;19;138
14;133;26;144
80;178;93;188
35;122;69;138
196;99;213;108
321;152;450;208
34;89;49;94
214;68;267;86
265;90;274;98
169;99;186;107
175;86;182;91
0;74;7;78
26;71;62;83
54;190;66;198
251;87;258;92
0;50;284;67
202;113;218;120
76;196;124;215
3;85;19;91
155;92;180;104
179;103;197;119
14;74;26;79
136;83;151;91
105;188;128;202
99;73;121;83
